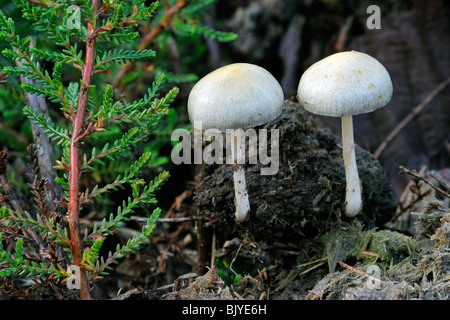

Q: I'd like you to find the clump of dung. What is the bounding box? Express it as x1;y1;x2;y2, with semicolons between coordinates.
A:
193;101;397;247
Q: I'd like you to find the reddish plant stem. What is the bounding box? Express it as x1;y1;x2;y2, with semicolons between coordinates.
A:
68;1;98;300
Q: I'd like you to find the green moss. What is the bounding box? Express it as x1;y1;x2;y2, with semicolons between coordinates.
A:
319;221;366;273
365;229;418;265
296;220;418;275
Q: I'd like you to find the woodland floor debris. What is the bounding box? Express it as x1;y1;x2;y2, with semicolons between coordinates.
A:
184;101;449;300
159;199;449;300
300;200;450;300
160;266;264;300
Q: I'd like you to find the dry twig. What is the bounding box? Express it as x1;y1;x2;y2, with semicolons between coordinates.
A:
399;165;450;199
374;77;450;158
0;72;7;85
15;39;63;211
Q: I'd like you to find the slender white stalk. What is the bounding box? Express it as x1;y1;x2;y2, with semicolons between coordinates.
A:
341;116;362;217
231;130;250;222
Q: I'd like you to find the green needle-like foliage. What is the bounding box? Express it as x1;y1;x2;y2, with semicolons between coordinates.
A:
0;0;204;299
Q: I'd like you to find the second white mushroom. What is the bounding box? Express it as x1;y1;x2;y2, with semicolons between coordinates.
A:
297;51;393;217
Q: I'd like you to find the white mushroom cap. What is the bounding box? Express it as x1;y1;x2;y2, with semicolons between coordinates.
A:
188;63;284;130
297;51;393;117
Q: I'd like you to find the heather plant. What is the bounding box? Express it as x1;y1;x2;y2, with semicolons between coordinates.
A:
0;0;235;300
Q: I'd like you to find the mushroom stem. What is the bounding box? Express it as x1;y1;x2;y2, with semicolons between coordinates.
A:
231;130;250;222
341;115;362;217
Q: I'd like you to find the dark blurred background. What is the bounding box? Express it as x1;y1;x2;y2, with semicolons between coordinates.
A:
204;0;449;197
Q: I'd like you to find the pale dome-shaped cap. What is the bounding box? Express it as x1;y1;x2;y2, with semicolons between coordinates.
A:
188;63;284;130
297;51;393;117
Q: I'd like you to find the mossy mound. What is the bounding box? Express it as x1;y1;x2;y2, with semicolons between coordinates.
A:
193;101;397;247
